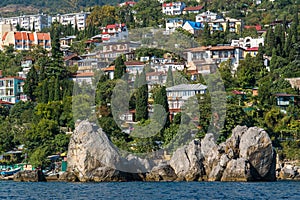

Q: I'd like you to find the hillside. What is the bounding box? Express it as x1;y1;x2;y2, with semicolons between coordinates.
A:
0;0;125;16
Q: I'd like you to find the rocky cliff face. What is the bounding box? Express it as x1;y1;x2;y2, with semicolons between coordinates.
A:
64;121;276;182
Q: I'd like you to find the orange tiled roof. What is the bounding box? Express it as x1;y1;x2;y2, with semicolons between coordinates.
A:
73;72;94;77
209;46;235;51
124;61;145;66
2;32;8;41
184;5;204;11
14;32;22;40
28;33;35;41
37;33;50;40
0;100;13;105
102;66;115;71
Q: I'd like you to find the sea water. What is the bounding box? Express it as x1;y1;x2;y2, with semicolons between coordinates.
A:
0;181;299;199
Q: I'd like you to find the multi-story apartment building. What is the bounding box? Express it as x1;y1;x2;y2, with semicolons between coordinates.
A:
0;14;51;32
0;76;26;103
0;31;51;51
162;2;186;15
185;45;244;72
52;12;90;30
166;83;207;116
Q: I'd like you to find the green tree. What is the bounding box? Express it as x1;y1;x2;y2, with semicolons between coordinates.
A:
23;66;38;101
114;56;126;80
166;66;174;87
135;68;148;121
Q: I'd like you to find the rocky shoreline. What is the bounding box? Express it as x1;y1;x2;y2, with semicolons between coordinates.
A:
9;121;300;182
60;121;278;182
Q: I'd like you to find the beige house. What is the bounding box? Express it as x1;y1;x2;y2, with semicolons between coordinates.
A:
0;30;51;51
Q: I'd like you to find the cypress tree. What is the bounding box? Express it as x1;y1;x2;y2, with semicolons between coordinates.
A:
153;86;170;128
54;76;60;101
40;80;49;103
166;66;174;87
265;28;275;56
24;66;38;101
134;71;140;89
114;56;126;79
135;68;148;121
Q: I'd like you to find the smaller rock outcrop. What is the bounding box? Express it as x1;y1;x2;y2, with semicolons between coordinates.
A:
145;163;177;181
170;140;206;181
277;162;300;180
14;170;46;182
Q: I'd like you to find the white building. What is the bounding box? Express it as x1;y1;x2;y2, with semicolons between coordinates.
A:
165;18;184;33
162;2;186;15
166;83;207;115
231;36;264;49
52;12;90;30
0;14;51;32
196;11;218;23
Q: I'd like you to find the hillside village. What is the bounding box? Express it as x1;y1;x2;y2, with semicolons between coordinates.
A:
0;0;299;169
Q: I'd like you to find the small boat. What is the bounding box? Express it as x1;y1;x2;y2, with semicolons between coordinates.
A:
0;167;21;176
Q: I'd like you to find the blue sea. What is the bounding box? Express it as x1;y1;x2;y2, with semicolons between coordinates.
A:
0;181;299;199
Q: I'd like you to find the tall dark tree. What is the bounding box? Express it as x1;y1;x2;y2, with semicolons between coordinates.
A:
166;66;174;87
153;86;170;128
134;71;140;89
135;68;148;121
114;56;126;79
23;66;38;101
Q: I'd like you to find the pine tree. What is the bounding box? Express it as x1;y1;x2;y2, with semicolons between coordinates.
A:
135;68;148;121
166;66;174;87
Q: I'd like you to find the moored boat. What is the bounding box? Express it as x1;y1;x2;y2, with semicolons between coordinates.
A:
0;167;21;176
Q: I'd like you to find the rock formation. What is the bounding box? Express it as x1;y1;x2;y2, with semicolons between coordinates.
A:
64;121;276;182
66;120;152;182
14;170;46;182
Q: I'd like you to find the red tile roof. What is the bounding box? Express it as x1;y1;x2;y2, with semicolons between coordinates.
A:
2;32;8;41
64;54;81;61
73;72;94;77
232;90;245;95
163;3;173;7
0;100;13;105
37;33;50;40
28;33;35;41
246;47;259;51
0;76;25;80
125;61;145;66
102;66;115;71
184;5;204;11
244;25;262;31
210;46;235;51
14;32;22;40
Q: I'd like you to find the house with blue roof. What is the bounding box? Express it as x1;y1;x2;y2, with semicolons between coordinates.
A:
182;21;203;35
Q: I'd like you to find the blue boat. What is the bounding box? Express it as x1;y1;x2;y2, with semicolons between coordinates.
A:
0;167;21;176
